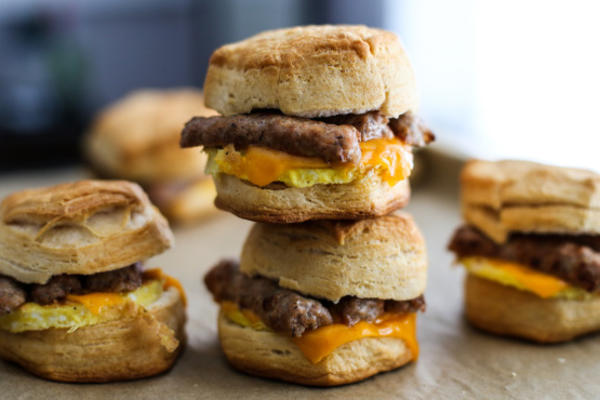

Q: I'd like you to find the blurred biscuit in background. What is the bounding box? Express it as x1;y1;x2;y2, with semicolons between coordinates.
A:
85;89;219;224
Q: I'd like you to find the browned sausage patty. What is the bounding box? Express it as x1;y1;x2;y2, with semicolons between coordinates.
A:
0;276;26;315
181;111;434;163
448;225;600;292
205;259;425;337
0;264;144;313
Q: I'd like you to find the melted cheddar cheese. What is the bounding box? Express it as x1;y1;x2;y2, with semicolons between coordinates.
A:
143;268;188;306
221;303;418;364
460;257;591;299
66;293;125;315
205;137;413;188
293;313;418;364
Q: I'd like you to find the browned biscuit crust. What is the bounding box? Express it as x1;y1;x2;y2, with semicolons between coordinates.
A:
465;275;600;343
215;195;407;224
241;213;427;302
0;287;186;382
212;173;410;223
0;180;174;284
204;25;417;118
461;159;600;242
218;313;413;387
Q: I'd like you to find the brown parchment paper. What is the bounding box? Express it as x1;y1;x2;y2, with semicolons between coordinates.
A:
0;164;598;399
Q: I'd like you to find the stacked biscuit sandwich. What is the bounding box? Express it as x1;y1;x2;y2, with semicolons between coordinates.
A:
0;180;186;382
85;89;218;224
449;160;600;342
183;25;433;386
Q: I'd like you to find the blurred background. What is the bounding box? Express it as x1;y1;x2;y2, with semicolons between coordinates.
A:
0;0;598;172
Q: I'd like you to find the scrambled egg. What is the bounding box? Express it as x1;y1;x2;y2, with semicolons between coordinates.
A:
206;150;356;188
0;280;164;333
205;138;413;188
461;257;592;300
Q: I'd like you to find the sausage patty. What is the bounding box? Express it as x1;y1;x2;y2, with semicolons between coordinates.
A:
205;259;425;337
181;111;434;163
0;264;144;311
0;276;26;315
448;225;600;292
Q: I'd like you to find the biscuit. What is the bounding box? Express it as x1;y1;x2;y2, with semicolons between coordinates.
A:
461;160;600;242
0;180;173;284
241;212;427;302
204;25;417;118
0;287;185;382
212;172;410;223
465;275;600;342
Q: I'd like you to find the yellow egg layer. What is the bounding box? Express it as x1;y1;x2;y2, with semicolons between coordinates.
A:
0;279;164;333
205;137;413;188
460;257;592;300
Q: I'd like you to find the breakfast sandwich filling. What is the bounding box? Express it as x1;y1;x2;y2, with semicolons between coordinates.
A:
0;264;183;333
182;110;433;189
205;260;424;363
448;225;600;299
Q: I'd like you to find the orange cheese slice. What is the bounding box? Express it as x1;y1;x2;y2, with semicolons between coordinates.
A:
66;293;125;315
60;271;184;316
359;137;412;186
293;313;418;364
143;268;188;306
231;146;330;187
214;137;411;187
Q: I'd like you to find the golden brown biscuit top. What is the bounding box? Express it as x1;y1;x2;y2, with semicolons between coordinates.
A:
461;159;600;210
210;25;396;69
88;89;217;156
204;25;417;118
1;180;147;226
0;180;174;284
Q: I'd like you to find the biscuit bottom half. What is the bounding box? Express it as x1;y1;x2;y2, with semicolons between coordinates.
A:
212;172;410;223
217;311;416;387
0;287;186;382
465;275;600;343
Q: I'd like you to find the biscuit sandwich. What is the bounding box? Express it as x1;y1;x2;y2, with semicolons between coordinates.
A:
85;89;218;224
0;180;186;382
205;213;427;386
448;160;600;342
180;25;433;223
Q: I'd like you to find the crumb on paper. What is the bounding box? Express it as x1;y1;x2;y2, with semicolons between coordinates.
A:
557;357;566;363
511;372;517;377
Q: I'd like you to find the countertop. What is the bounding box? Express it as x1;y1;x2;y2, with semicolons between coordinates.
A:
0;157;598;399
